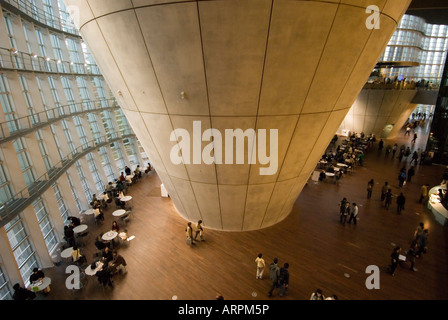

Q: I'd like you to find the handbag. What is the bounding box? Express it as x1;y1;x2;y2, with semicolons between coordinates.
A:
186;238;192;245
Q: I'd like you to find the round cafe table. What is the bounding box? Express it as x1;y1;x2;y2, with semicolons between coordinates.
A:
113;209;126;217
83;208;94;216
29;277;51;292
73;224;88;234
85;261;104;276
61;247;74;259
120;195;132;202
102;231;118;241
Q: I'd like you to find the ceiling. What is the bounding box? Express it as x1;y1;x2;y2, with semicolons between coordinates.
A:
406;0;448;25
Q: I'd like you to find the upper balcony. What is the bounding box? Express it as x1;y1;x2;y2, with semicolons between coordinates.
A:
1;0;80;37
0;98;120;144
0;46;101;76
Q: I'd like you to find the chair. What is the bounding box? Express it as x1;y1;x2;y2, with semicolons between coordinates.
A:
119;211;132;225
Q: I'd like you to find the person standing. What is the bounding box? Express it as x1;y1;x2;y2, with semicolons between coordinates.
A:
414;222;424;241
384;189;393;210
13;283;35;300
416;229;429;257
419;184;430;203
412;133;418;143
310;289;325;300
340;201;350;225
407;241;418;272
390;246;401;276
396;192;406;214
267;258;280;297
278;263;290;297
255;253;266;280
367;179;374;199
347;203;358;225
398;168;406;187
194;220;205;241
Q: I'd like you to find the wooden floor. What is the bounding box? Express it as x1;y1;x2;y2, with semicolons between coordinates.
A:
41;123;448;301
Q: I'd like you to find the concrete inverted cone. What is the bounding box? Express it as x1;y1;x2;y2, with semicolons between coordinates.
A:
64;0;411;231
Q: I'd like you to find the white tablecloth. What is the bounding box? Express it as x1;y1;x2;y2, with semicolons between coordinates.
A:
73;224;88;234
102;231;118;241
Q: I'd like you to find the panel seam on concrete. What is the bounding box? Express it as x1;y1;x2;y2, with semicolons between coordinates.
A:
195;0;223;229
272;1;341;224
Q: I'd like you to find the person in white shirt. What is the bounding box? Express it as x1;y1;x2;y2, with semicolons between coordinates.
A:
255;253;266;280
348;203;359;225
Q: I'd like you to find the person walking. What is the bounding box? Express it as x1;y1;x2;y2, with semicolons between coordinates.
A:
194;220;205;241
367;179;374;199
396;192;406;214
392;143;398;158
278;263;290;297
255;253;266;280
185;222;195;246
384;189;393;210
412;132;418;143
390;246;401;276
347;203;358;225
267;258;280;297
407;166;415;183
341;201;350;225
381;182;389;201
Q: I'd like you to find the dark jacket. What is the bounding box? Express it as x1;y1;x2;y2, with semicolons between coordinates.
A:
279;267;289;285
269;263;280;283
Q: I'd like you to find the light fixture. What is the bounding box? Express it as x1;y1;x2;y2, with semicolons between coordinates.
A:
31;53;37;58
45;56;50;61
57;59;61;63
180;91;186;99
10;48;18;54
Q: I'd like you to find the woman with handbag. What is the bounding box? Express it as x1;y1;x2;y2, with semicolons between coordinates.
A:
185;222;195;246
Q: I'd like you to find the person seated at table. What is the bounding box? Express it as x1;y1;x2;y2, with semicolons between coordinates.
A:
109;251;127;275
30;268;45;284
115;196;126;210
318;170;326;182
102;247;114;265
64;225;76;247
112;221;120;233
29;268;50;293
96;263;114;288
102;191;111;204
94;235;109;251
67;216;81;228
71;245;86;265
145;162;152;173
13;283;36;300
90;194;98;207
118;229;129;241
106;182;116;196
93;207;104;222
326;165;335;173
119;172;126;182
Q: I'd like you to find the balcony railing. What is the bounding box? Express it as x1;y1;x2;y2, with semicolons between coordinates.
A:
0;98;120;144
0;47;101;75
0;131;136;227
1;0;80;36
